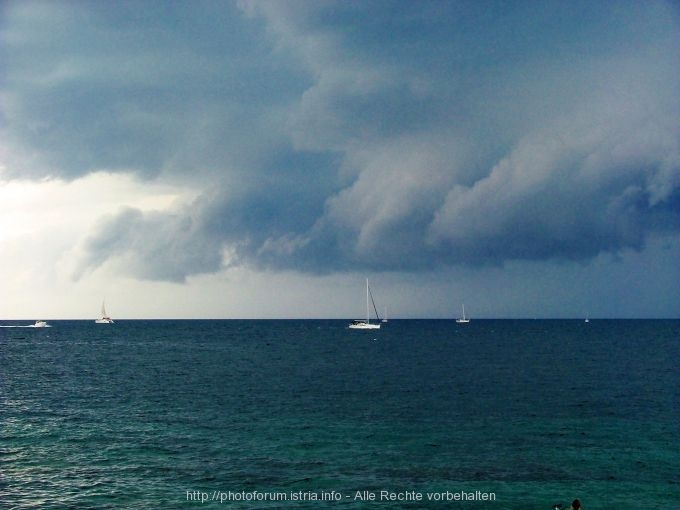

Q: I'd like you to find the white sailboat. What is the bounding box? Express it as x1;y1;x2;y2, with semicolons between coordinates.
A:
349;279;381;330
456;304;470;324
95;301;114;324
382;305;388;323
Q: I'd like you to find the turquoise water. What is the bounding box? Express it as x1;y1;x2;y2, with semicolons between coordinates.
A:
1;320;678;509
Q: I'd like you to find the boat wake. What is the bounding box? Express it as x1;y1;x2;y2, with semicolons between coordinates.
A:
0;324;52;328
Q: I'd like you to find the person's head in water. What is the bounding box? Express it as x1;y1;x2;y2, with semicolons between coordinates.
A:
571;499;581;510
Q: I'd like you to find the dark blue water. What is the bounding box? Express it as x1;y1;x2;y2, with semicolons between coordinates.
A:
1;320;678;509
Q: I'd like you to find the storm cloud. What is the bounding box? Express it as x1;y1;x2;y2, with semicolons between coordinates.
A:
2;0;679;282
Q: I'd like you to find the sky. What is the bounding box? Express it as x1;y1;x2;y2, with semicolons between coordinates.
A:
1;0;679;319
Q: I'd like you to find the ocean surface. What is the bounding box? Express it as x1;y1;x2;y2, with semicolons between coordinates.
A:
1;319;678;509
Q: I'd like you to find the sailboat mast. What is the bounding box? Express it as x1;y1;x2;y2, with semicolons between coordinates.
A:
366;278;370;323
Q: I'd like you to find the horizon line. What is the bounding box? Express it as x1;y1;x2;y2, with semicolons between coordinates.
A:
1;317;678;321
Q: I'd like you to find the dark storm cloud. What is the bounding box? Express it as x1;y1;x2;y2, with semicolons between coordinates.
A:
2;1;679;281
1;1;309;179
74;207;223;282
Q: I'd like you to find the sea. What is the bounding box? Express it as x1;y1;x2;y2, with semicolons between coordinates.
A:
1;319;678;509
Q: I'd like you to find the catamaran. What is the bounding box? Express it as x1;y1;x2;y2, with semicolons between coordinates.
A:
349;279;381;330
95;301;114;324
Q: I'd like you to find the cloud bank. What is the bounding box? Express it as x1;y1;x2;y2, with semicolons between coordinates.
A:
2;0;679;282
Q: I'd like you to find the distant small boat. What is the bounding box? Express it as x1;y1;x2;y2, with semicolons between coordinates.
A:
95;301;114;324
382;305;388;323
32;320;48;328
456;304;470;324
349;279;381;330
